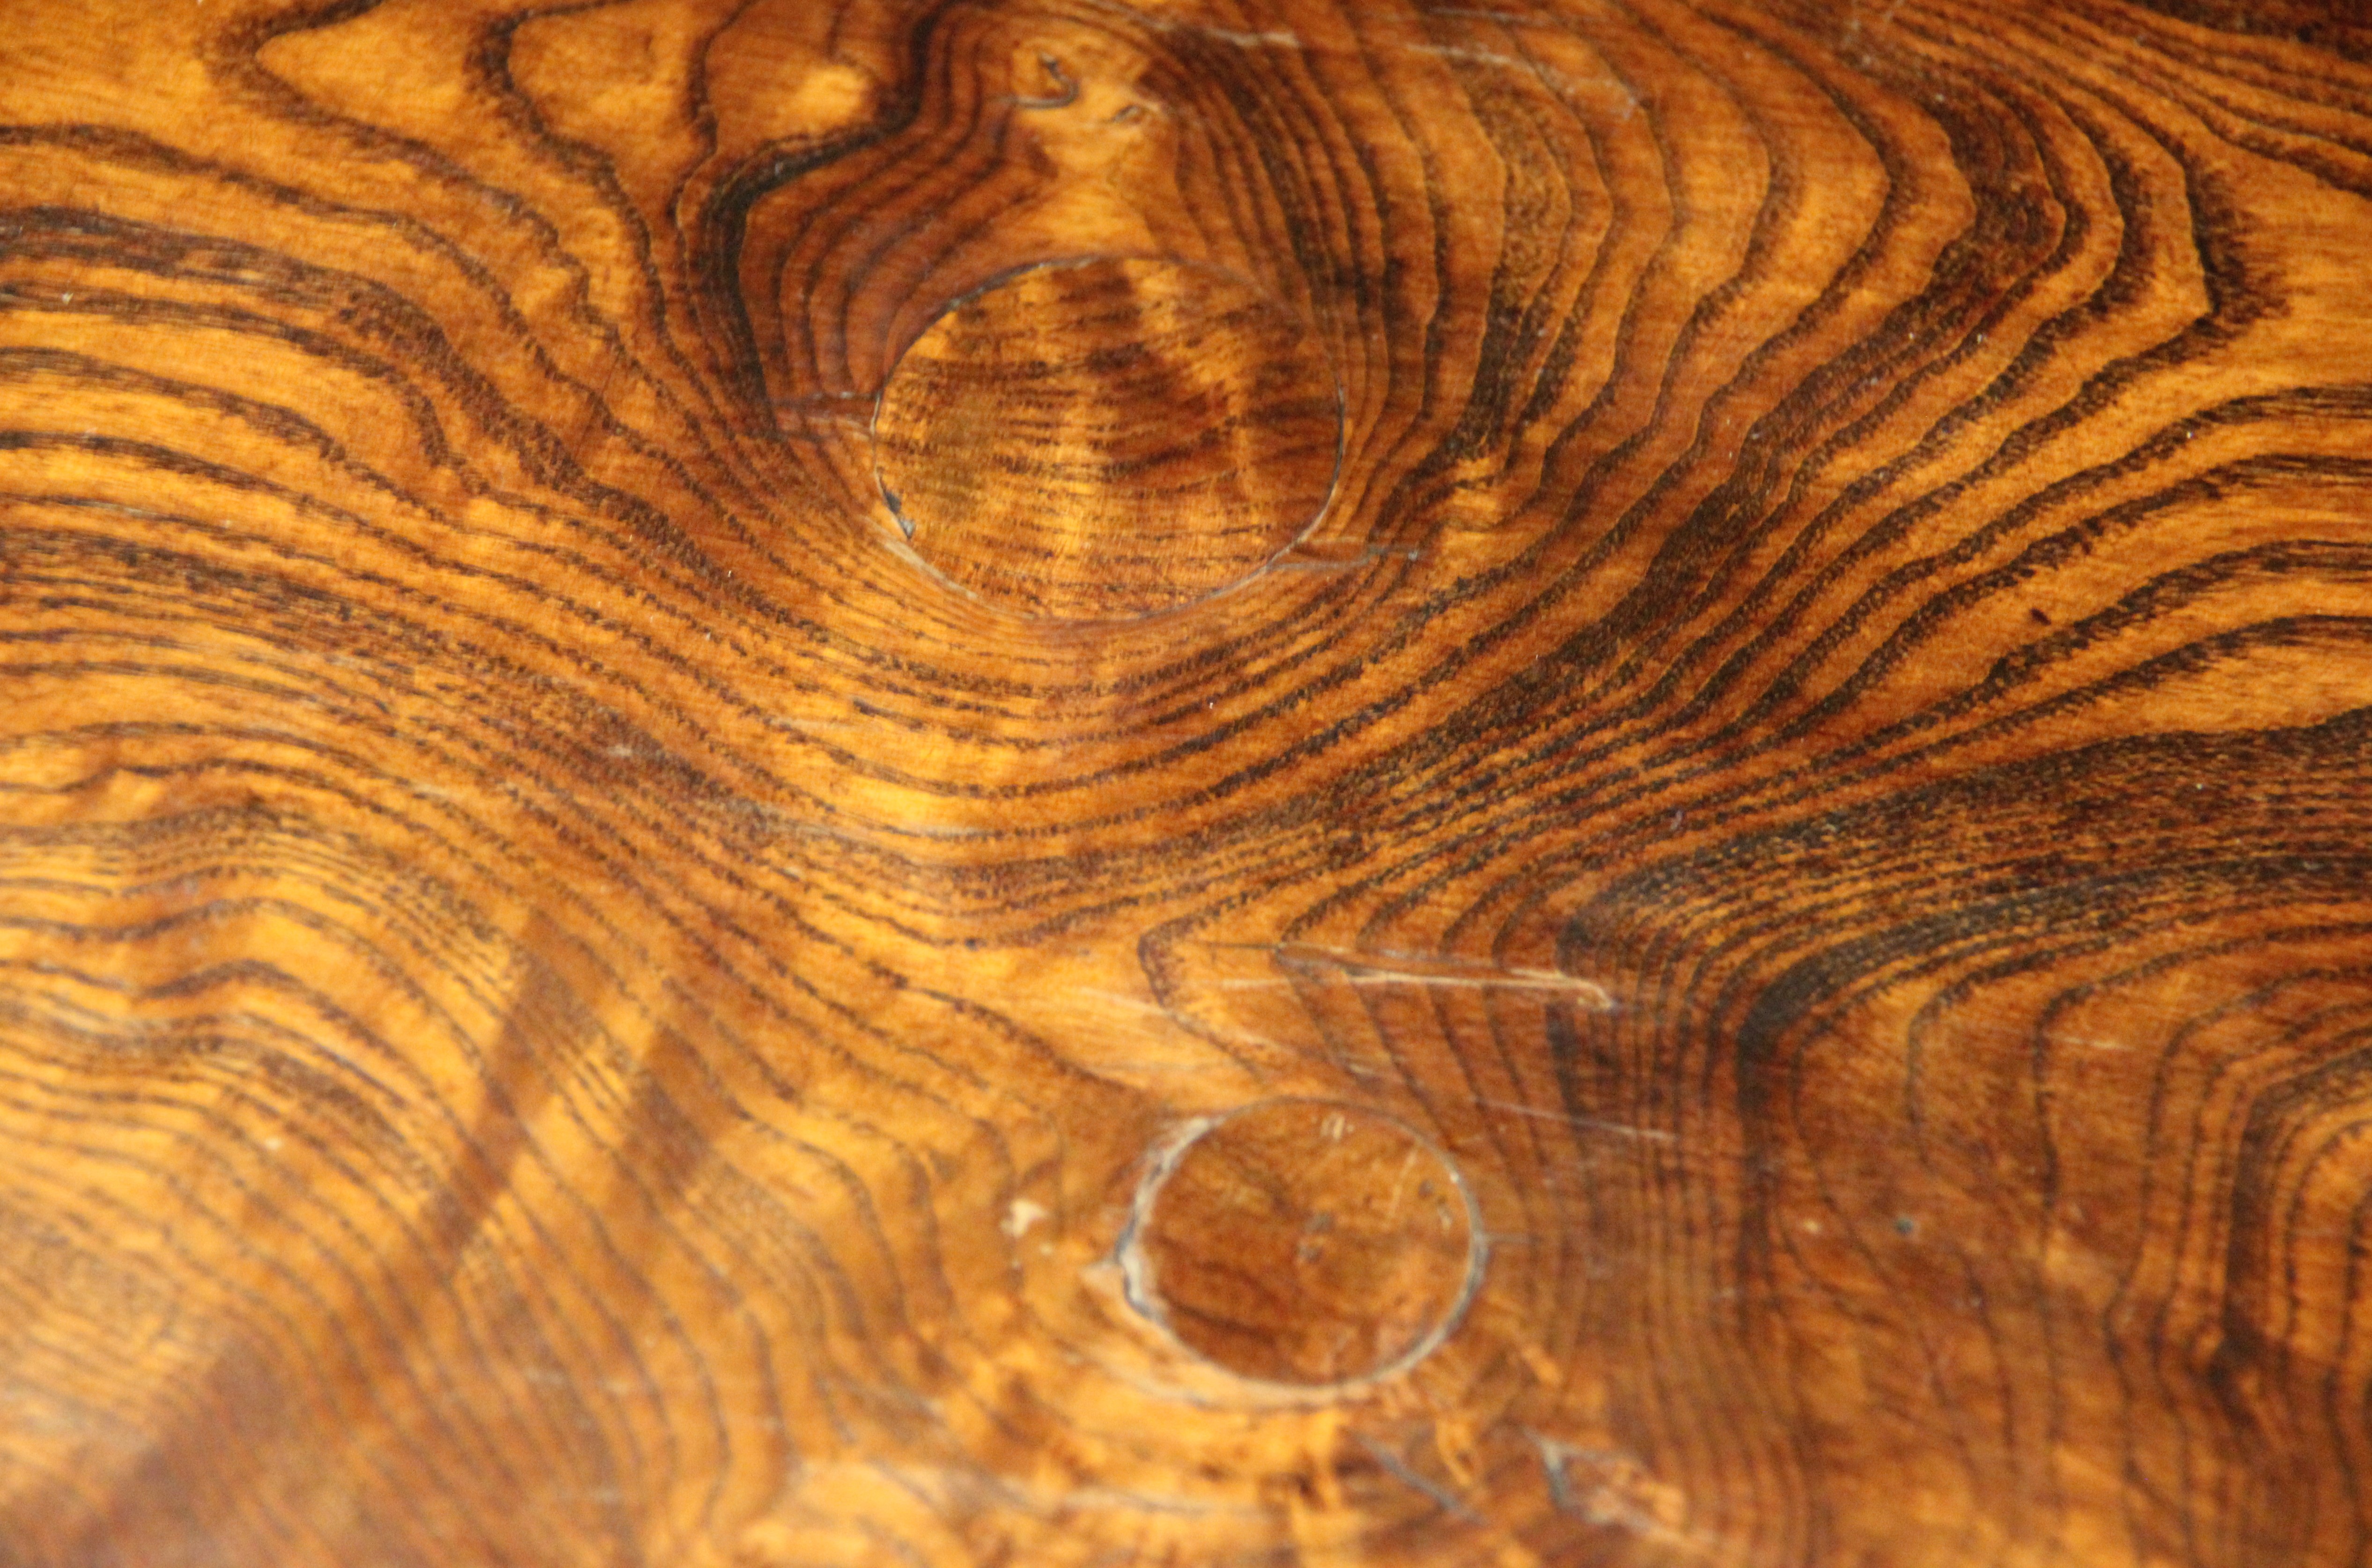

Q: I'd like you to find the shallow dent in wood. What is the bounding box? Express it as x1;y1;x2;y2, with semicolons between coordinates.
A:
872;256;1342;619
1118;1099;1484;1389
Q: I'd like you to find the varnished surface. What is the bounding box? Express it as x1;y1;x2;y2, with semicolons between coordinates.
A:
4;1;2372;1564
875;257;1341;617
1120;1099;1481;1388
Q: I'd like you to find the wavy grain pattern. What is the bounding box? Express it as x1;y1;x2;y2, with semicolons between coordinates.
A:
4;0;2372;1563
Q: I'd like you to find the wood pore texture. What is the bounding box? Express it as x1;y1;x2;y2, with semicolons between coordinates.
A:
2;0;2370;1564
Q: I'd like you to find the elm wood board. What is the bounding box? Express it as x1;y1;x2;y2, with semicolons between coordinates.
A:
4;0;2372;1563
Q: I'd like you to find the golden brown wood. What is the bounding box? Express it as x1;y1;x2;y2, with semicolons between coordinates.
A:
3;0;2372;1564
1120;1099;1481;1389
875;256;1342;617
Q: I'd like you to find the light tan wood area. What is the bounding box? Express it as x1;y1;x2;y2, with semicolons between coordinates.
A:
5;1;2372;1564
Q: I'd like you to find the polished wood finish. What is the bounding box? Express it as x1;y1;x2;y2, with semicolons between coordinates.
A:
4;0;2372;1564
875;256;1342;618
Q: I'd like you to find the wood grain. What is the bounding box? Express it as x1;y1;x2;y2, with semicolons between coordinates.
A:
2;0;2371;1563
875;256;1342;617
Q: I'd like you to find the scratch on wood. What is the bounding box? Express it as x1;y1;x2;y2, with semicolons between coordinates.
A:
1260;943;1618;1007
1354;1431;1481;1521
1529;1433;1705;1552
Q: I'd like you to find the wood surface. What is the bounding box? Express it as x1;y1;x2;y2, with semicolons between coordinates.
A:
3;0;2371;1563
